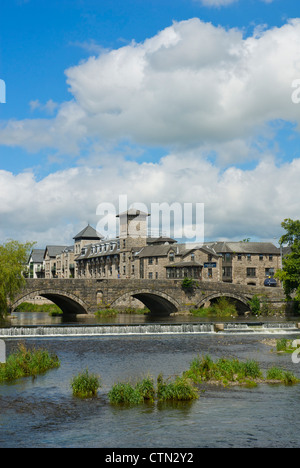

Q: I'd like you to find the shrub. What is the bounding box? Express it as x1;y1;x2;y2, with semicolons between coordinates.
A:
71;369;101;398
248;295;261;315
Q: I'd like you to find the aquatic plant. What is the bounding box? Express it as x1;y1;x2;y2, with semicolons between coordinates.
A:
71;368;101;398
266;366;299;384
156;374;198;401
0;343;60;382
108;376;156;405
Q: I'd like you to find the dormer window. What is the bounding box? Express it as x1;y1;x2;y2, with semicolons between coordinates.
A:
169;252;175;262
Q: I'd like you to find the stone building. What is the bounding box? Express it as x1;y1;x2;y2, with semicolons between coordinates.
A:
29;210;282;287
204;241;281;286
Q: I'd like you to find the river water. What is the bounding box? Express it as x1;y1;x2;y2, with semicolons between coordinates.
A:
1;312;300;448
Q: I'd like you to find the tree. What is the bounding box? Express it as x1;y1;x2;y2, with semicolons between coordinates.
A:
275;219;300;304
0;240;35;318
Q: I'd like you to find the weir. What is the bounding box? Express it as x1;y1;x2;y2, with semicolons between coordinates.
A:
0;322;298;337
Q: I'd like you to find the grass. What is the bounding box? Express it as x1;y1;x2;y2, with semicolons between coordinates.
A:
156;374;199;401
276;338;295;353
15;302;63;316
190;297;237;318
0;343;60;382
108;376;156;405
95;307;150;317
184;354;299;387
108;374;198;405
71;368;101;398
95;308;119;317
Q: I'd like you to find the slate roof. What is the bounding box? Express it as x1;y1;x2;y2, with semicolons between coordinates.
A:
204;241;280;255
73;225;103;240
44;246;69;258
29;249;44;263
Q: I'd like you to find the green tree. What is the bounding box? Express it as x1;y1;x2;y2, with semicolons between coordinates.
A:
0;240;35;318
275;219;300;304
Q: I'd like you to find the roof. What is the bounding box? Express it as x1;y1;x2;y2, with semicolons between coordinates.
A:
136;244;185;258
116;209;149;218
165;261;203;268
44;246;69;258
73;225;103;240
205;241;279;255
29;249;44;263
147;236;177;245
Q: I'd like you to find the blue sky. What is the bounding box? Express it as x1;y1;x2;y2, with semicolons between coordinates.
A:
0;0;300;246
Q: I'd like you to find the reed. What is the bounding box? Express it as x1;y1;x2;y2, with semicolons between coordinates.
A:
0;343;60;382
71;368;101;398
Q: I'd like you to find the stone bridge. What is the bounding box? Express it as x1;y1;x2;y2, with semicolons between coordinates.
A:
10;279;286;316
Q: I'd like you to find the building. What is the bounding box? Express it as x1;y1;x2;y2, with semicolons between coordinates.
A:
204;241;281;286
29;210;282;287
27;249;45;278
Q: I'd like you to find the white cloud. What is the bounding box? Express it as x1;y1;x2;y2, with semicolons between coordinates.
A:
0;18;300;161
0;18;300;245
0;153;299;245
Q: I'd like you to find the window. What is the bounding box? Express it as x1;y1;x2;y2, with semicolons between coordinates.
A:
208;268;212;278
148;272;153;279
191;253;195;261
237;254;242;261
265;268;275;277
269;255;273;261
132;265;135;274
169;252;175;262
247;254;251;261
148;257;153;265
155;272;158;279
259;254;263;261
247;267;256;277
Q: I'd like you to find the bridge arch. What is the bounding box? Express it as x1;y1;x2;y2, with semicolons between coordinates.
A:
11;289;89;315
196;292;251;314
111;289;180;316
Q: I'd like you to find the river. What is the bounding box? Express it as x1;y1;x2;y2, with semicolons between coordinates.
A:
1;312;300;448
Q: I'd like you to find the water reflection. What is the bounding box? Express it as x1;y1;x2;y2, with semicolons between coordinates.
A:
4;310;300;328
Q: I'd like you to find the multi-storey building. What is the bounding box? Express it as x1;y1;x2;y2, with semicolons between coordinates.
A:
28;210;282;286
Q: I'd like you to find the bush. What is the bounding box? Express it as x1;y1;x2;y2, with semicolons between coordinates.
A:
71;369;101;398
0;343;60;382
248;295;261;315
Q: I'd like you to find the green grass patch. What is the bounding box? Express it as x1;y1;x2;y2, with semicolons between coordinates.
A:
108;374;198;405
71;368;101;398
0;343;60;382
190;297;237;318
15;302;63;315
95;308;119;317
275;338;295;353
184;354;299;386
156;374;199;401
108;376;155;405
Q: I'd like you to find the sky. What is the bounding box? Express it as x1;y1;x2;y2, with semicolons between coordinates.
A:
0;0;300;247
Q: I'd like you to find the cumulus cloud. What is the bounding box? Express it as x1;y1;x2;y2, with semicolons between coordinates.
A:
0;18;300;160
1;17;300;244
0;153;299;245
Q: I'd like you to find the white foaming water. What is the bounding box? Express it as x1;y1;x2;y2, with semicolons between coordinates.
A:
0;322;298;338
